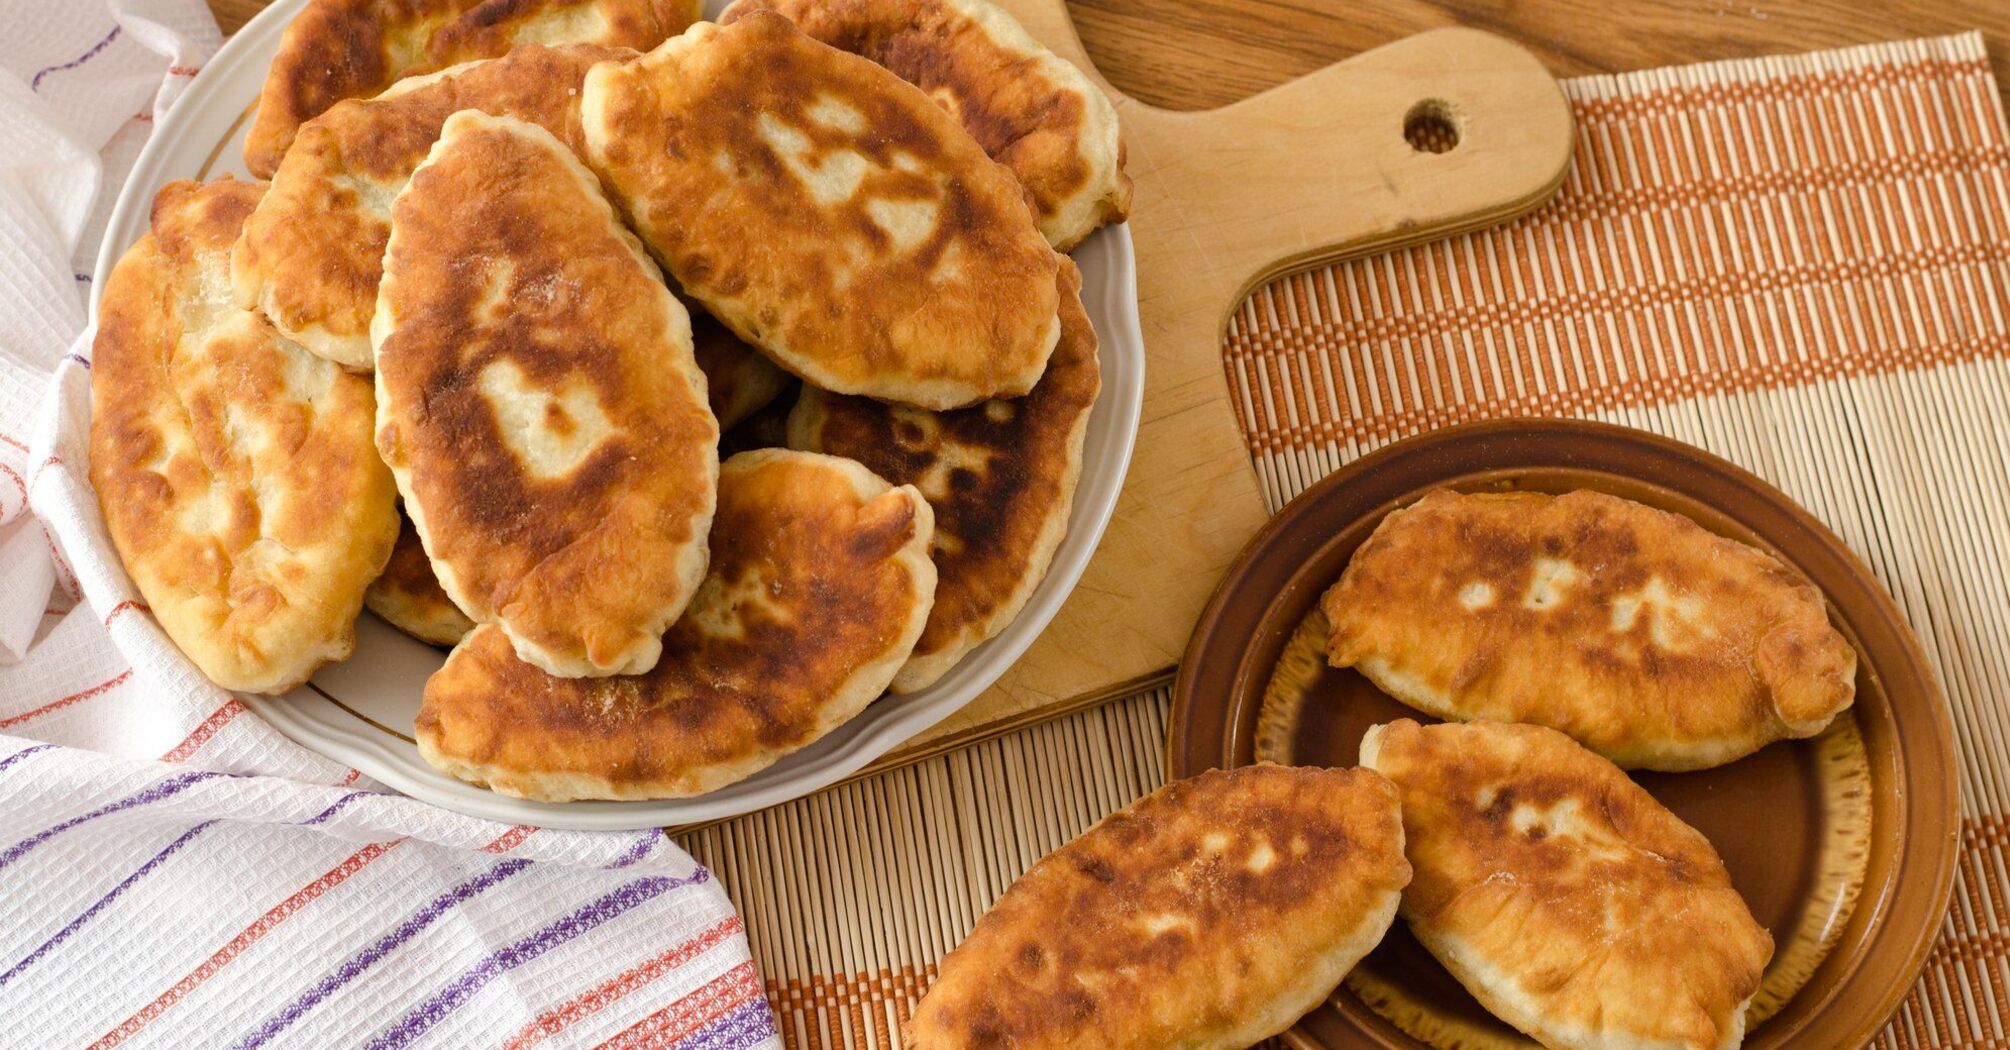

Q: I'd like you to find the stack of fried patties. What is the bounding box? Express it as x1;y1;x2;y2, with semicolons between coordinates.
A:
88;0;1132;802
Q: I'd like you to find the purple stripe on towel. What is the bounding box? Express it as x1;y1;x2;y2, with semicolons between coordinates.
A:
0;770;220;873
31;26;121;90
299;791;368;827
0;790;379;991
0;820;218;988
0;744;54;776
229;858;534;1050
677;997;781;1050
361;869;713;1050
608;831;662;869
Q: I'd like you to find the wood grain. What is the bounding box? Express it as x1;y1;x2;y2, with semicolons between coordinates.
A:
207;0;2010;111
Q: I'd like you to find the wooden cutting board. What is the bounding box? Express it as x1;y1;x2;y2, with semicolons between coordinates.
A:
873;0;1575;765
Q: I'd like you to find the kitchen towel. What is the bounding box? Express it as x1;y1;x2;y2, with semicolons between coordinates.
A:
678;30;2010;1050
0;2;778;1046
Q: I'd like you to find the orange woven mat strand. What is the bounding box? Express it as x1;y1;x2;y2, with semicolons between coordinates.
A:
681;32;2010;1049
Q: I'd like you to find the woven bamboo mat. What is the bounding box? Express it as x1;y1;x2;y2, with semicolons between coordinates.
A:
677;31;2010;1049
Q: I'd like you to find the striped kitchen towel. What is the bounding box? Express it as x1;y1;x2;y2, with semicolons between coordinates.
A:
0;2;777;1046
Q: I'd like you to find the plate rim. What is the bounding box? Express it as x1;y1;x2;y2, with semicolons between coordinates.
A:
1167;415;1960;1049
81;0;1147;830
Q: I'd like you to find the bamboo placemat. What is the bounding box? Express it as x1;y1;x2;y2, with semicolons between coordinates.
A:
679;31;2010;1049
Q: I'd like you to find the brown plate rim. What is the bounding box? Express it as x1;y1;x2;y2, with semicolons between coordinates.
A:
1168;416;1960;1049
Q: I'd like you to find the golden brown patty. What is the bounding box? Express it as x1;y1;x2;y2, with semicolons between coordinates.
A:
789;258;1099;692
693;311;792;431
1324;488;1857;770
1362;719;1773;1050
374;110;717;679
242;0;697;178
582;11;1062;410
365;514;474;647
416;449;936;801
234;44;626;372
89;178;398;694
905;764;1410;1050
724;0;1130;249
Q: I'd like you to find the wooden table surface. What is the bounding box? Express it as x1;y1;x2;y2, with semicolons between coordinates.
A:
209;0;2009;110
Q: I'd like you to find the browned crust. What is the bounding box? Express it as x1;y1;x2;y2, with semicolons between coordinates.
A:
904;764;1411;1049
719;379;801;459
692;312;792;431
725;0;1131;248
789;257;1099;691
242;0;698;178
1324;488;1858;770
374;111;717;678
415;449;936;801
89;177;397;694
582;12;1062;410
234;43;626;371
1362;719;1773;1050
365;514;475;646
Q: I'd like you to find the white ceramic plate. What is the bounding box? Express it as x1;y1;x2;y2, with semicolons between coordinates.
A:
85;0;1144;829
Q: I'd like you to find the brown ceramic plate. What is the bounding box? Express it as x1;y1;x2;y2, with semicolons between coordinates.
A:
1169;418;1957;1050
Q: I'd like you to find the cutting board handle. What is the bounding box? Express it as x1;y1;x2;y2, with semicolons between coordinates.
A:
1119;26;1576;304
991;1;1573;302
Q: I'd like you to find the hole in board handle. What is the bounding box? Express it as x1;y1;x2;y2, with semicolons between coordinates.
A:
1404;100;1460;154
